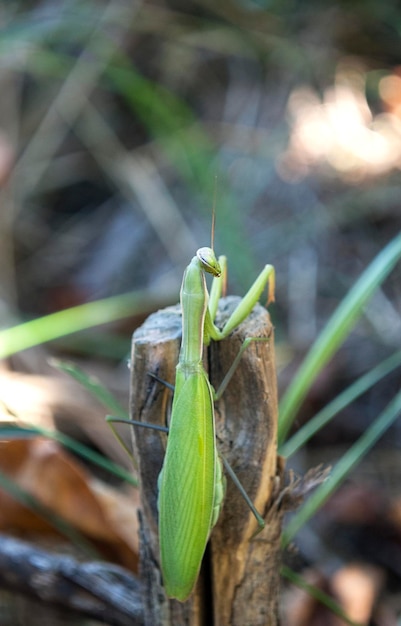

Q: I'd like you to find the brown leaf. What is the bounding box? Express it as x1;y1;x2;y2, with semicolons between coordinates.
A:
0;438;139;570
0;368;133;469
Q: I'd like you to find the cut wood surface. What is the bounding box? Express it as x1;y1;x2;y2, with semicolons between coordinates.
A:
130;297;284;626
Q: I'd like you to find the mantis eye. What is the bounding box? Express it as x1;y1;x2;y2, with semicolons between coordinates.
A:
197;247;221;277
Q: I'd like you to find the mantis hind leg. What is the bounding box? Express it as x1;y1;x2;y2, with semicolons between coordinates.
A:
211;335;270;529
221;455;265;531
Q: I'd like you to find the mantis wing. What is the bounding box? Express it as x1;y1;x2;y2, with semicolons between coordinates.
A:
158;365;217;601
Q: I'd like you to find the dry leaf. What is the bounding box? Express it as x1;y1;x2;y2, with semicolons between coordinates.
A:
0;438;139;570
0;369;133;469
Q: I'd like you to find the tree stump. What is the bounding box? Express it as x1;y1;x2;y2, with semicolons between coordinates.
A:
129;297;284;626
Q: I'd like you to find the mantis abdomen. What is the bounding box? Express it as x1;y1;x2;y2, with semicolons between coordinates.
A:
158;365;224;600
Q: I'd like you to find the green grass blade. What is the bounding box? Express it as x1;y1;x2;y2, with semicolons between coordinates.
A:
50;360;137;468
0;469;100;558
280;349;401;458
0;289;169;358
0;424;138;487
281;566;364;626
279;231;401;445
282;387;401;546
51;359;129;418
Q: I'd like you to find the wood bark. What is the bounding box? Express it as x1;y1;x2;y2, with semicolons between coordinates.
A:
130;297;284;626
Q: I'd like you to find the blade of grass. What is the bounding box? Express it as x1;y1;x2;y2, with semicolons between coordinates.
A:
50;359;137;467
279;231;401;445
0;424;138;487
281;566;364;626
0;469;100;558
280;349;401;458
282;387;401;545
0;289;170;358
51;359;129;418
55;330;131;359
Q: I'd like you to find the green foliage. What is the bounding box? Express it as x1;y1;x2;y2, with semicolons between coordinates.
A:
2;0;401;619
0;466;100;557
280;349;401;458
279;230;401;444
0;290;168;358
0;423;137;486
283;387;401;545
281;566;364;626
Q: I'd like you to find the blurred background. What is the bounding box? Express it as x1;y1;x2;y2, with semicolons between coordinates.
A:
1;0;401;623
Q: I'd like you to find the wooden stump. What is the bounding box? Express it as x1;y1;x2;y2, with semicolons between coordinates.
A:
129;297;284;626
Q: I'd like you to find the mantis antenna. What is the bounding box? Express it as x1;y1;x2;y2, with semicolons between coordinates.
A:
211;175;218;251
210;175;227;296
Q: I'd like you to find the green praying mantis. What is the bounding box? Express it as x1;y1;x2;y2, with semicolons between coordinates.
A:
157;240;275;601
109;221;276;601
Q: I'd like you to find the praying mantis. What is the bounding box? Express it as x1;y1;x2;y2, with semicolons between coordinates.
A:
157;242;275;601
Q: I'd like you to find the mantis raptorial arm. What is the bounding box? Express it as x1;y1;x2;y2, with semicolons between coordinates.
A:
205;255;275;343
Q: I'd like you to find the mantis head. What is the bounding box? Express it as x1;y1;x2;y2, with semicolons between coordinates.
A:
197;247;221;278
